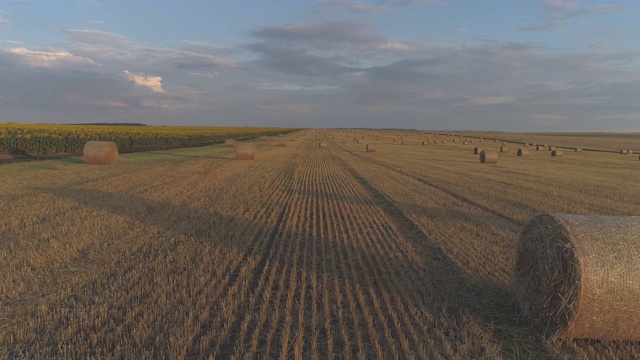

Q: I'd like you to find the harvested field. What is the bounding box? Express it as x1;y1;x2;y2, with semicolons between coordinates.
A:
1;130;640;359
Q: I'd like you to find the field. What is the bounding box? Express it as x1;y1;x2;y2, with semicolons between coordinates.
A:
1;130;640;359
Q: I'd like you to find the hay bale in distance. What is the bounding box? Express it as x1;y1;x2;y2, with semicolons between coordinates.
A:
628;149;634;154
236;143;255;160
278;141;288;147
575;147;582;152
463;141;468;145
473;146;482;155
83;141;118;165
551;150;562;157
366;144;376;153
517;148;529;157
500;145;509;153
514;214;640;340
548;146;555;151
480;150;498;164
225;139;237;148
319;142;327;148
536;145;542;151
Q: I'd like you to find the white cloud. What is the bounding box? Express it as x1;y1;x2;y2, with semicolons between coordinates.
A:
123;70;164;93
377;40;413;51
138;99;172;109
0;11;12;26
2;40;23;45
467;96;516;105
4;47;96;67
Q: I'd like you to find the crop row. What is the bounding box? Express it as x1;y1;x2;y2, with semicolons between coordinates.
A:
0;123;295;155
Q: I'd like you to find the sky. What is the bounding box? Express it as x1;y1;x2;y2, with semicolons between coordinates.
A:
1;0;640;131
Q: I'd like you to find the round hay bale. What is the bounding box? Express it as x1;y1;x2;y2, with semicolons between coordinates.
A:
551;150;562;157
473;146;482;155
236;143;255;160
620;149;628;154
453;139;458;143
495;139;499;143
628;149;634;155
83;141;118;165
366;144;376;153
463;141;468;145
224;139;237;148
515;214;640;340
548;146;555;151
480;150;498;164
278;141;288;147
500;145;509;153
536;145;542;151
422;141;427;145
319;142;327;148
517;148;529;157
357;139;363;144
575;147;582;152
401;141;406;145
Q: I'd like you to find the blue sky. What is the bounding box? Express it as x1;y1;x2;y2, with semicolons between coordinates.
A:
1;0;639;131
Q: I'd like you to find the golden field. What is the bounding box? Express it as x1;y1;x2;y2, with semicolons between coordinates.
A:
1;129;639;359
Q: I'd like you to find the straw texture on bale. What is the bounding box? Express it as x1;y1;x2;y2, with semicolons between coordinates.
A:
236;143;255;160
224;139;237;148
479;150;498;164
500;145;509;153
515;214;640;340
319;142;327;148
83;141;118;165
366;144;376;153
517;148;529;157
473;146;482;155
551;150;562;157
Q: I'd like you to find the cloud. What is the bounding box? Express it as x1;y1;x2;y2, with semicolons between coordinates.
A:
3;47;96;67
520;0;629;32
250;21;381;50
247;42;357;76
2;40;23;45
123;70;164;93
322;0;438;13
0;10;12;26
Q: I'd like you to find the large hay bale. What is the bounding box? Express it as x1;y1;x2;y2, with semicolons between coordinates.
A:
515;214;640;340
225;139;237;148
473;146;482;155
480;150;498;164
83;141;118;165
500;145;509;153
517;148;529;157
236;143;255;160
551;150;562;157
366;144;376;153
319;142;327;148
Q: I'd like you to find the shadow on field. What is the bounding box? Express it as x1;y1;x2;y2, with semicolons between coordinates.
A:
333;155;556;358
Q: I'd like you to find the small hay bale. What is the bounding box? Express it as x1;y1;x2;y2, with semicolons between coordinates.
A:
278;141;288;147
224;139;237;148
463;141;468;145
401;141;406;145
515;214;640;340
319;142;327;148
366;144;376;153
453;139;458;143
260;136;269;141
500;145;509;153
236;143;255;160
620;149;628;154
480;150;498;164
628;149;634;154
357;139;363;144
83;141;118;165
473;146;482;155
517;148;529;157
548;146;555;151
536;145;542;151
575;147;582;152
422;141;427;145
495;139;499;143
551;150;562;157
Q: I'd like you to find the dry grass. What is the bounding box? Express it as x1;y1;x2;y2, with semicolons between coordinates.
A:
2;130;640;359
